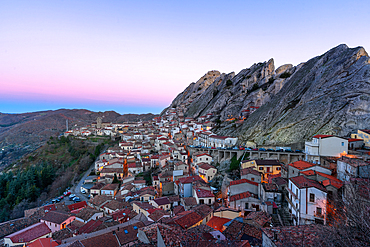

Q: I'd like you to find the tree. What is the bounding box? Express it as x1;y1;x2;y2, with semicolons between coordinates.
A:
318;178;370;246
112;174;119;184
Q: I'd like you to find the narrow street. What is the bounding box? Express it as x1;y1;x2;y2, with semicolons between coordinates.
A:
71;148;106;203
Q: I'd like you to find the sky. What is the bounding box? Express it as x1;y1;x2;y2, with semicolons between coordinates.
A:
1;1;369;114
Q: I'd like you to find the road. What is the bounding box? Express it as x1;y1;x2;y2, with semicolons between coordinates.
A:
72;148;106;202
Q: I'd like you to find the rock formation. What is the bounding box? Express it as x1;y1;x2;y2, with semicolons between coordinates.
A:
165;44;370;146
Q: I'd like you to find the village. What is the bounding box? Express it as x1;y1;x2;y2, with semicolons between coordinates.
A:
1;108;370;247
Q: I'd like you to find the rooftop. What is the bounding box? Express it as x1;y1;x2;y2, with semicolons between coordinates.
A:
288;160;316;170
230;179;258;187
206;216;231;232
290;176;327;192
5;222;51;243
40;211;72;224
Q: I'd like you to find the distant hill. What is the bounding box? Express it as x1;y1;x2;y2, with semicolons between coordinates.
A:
0;109;157;168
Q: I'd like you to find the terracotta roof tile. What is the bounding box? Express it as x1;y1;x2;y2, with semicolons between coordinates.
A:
206;216;231;232
230;179;258;186
174;211;203;229
40;211;72;224
290;176;327;192
195;188;214;198
288;160;316;170
229;192;253;202
5;222;51;243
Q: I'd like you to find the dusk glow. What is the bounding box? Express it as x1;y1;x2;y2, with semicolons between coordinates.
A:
1;1;369;114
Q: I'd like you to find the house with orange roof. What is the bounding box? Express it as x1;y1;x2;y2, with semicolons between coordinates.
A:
241;159;282;183
206;216;231;232
283;160;332;179
193;153;213;166
229;179;259;196
347;138;364;150
286;175;327;225
229;191;261;212
193;187;215;205
4;222;52;247
197;162;217;182
305;135;348;164
300;169;343;198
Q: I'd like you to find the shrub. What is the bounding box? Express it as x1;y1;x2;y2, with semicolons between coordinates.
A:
249;83;259;92
213;90;218;97
226;80;233;87
268;77;275;84
280;71;292;78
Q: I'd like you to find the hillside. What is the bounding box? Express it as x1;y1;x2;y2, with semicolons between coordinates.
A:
0;135;111;222
0;109;157;168
165;44;370;146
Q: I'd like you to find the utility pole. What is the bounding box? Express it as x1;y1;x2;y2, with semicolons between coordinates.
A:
66;120;68;131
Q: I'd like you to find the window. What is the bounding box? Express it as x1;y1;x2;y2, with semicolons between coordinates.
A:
341;142;344;146
317;207;322;215
259;167;263;171
209;199;212;204
276;167;281;171
251;177;255;181
245;203;249;209
310;193;315;202
296;189;298;196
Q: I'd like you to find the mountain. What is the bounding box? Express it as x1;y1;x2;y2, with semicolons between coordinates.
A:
165;44;370;146
0;109;157;168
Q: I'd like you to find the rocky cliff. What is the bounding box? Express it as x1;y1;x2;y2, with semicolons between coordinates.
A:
166;44;370;146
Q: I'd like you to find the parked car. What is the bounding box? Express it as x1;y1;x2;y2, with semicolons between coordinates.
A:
245;147;252;151
81;190;86;194
259;148;266;151
69;194;76;200
73;197;81;202
64;191;71;196
295;149;303;153
52;199;57;203
267;148;274;151
252;148;258;151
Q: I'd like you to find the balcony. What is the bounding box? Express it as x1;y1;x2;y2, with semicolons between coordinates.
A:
314;213;324;219
285;194;297;211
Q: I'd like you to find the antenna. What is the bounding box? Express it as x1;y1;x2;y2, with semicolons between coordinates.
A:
66;120;68;131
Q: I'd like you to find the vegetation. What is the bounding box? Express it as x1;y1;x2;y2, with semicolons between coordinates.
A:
248;83;260;93
226;79;233;87
229;155;242;171
268;77;275;84
0;135;109;223
279;71;292;78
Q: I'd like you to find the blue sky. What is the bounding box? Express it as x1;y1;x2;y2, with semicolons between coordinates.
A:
1;0;369;114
